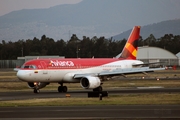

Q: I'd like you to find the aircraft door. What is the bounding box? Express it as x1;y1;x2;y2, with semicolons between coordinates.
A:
40;61;48;74
76;64;82;69
40;61;47;69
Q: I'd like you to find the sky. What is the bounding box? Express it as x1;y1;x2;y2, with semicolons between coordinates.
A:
0;0;82;16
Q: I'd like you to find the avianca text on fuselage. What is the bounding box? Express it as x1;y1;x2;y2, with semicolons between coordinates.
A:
49;60;74;67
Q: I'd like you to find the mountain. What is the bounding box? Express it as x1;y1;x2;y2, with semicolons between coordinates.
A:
112;19;180;40
0;0;180;41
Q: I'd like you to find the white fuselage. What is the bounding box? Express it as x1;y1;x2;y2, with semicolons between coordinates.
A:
17;60;143;83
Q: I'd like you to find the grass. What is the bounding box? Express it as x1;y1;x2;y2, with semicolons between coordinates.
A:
0;93;180;107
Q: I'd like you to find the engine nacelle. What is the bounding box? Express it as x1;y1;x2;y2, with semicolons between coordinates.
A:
80;76;101;89
28;82;49;90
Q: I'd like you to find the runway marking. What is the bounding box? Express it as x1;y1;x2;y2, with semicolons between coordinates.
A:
137;86;164;89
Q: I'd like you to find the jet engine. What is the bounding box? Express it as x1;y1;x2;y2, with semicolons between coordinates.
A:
28;82;49;90
80;76;101;89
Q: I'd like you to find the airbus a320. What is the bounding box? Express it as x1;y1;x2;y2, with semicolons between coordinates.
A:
15;26;165;93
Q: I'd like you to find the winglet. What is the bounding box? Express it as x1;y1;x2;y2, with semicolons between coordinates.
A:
119;26;141;60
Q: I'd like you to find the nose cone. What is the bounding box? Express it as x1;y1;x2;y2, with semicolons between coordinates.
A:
17;70;29;81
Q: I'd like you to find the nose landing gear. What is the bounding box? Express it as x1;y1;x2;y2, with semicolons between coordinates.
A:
33;82;40;93
33;89;40;93
58;83;68;93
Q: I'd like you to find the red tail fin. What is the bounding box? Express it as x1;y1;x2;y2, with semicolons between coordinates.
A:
119;26;140;60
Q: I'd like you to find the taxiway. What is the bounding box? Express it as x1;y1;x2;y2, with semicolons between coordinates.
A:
0;105;180;119
1;87;180;101
0;88;180;119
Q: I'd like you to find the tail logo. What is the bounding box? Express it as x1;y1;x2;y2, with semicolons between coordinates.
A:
125;42;137;57
120;26;140;60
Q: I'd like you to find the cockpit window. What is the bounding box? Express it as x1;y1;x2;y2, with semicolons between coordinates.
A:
24;66;29;68
30;65;37;69
21;65;37;69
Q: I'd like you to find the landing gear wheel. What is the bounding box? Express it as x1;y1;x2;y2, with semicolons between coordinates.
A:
98;86;103;91
93;86;103;92
33;89;39;93
62;86;67;92
58;86;63;93
58;86;68;93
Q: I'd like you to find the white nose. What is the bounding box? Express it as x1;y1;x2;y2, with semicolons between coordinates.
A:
17;70;29;81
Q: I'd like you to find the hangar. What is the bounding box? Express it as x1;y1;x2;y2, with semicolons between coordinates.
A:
137;46;178;66
176;52;180;66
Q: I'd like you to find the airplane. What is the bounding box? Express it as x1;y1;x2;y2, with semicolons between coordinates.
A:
15;26;165;93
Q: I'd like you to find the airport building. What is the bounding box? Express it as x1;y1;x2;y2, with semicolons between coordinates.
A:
137;46;179;67
176;52;180;66
16;56;65;67
0;56;66;68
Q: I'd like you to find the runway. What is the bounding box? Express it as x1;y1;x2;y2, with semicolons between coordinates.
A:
1;87;180;101
0;105;180;119
0;88;180;119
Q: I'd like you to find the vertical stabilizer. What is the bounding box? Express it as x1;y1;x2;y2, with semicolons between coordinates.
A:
119;26;140;60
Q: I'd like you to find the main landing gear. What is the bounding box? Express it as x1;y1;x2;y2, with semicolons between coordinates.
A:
58;83;68;93
93;86;103;92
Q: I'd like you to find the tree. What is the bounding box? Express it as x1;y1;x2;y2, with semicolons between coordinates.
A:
144;34;156;46
79;36;93;58
30;37;41;55
40;35;48;55
0;33;180;59
65;34;80;58
92;37;109;58
55;39;66;56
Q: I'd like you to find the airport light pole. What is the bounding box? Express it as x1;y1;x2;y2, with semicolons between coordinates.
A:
21;47;23;57
76;47;80;58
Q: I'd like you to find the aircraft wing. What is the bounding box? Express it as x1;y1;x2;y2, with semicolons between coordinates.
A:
74;73;98;79
74;67;165;79
98;67;165;76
